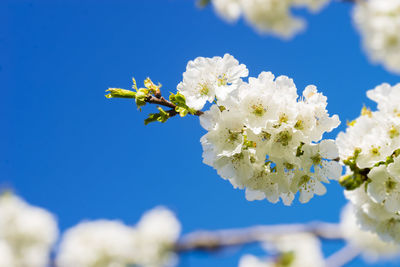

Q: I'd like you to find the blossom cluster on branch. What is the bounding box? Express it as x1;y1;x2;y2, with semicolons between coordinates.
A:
108;54;342;205
183;54;341;205
107;48;400;263
337;82;400;244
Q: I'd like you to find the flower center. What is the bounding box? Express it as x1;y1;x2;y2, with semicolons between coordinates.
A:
199;83;209;96
251;104;266;117
217;74;228;86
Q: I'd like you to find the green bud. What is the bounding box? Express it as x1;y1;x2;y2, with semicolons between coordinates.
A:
277;251;295;267
144;77;161;95
105;88;136;99
339;173;366;190
197;0;210;8
132;78;138;90
135;89;149;109
175;106;189;117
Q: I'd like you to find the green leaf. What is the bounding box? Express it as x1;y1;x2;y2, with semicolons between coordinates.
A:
144;113;161;125
157;107;170;123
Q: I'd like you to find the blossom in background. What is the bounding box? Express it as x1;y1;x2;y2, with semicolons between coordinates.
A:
211;0;330;38
353;0;400;74
0;240;15;267
337;82;400;243
238;233;325;267
133;207;181;267
185;55;341;205
0;193;58;267
56;206;181;267
56;220;137;267
340;203;400;262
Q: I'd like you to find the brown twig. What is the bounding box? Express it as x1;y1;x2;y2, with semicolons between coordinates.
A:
326;244;361;267
175;222;342;252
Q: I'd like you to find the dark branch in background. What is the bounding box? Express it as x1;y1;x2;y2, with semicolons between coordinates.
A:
175;222;342;252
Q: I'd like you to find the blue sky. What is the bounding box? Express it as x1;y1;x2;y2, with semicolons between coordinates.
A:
2;0;400;266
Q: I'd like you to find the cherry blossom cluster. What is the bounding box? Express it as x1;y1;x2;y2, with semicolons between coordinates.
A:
336;82;400;243
210;0;330;38
178;54;341;205
0;193;58;267
0;193;181;267
57;206;180;267
353;0;400;74
238;233;325;267
340;204;400;262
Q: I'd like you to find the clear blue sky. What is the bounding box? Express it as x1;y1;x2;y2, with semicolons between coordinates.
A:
2;0;400;266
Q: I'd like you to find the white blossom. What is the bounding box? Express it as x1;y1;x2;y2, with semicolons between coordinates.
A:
177;53;248;110
340;203;400;262
56;220;137;267
210;0;330;38
239;254;272;267
0;193;58;267
196;56;340;205
353;0;400;74
56;206;181;267
134;207;181;267
212;0;242;22
0;240;15;267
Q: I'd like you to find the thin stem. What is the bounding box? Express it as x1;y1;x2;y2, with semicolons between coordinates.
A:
175;222;342;252
326;244;361;267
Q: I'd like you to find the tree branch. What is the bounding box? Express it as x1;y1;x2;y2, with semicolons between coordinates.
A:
175;222;342;252
326;244;361;267
146;95;204;117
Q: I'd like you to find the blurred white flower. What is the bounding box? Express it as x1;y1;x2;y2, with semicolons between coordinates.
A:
212;0;242;21
239;233;325;267
134;206;181;267
340;203;400;262
56;220;136;267
353;0;400;74
0;240;15;267
0;193;58;267
211;0;330;38
239;254;272;267
56;206;181;267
